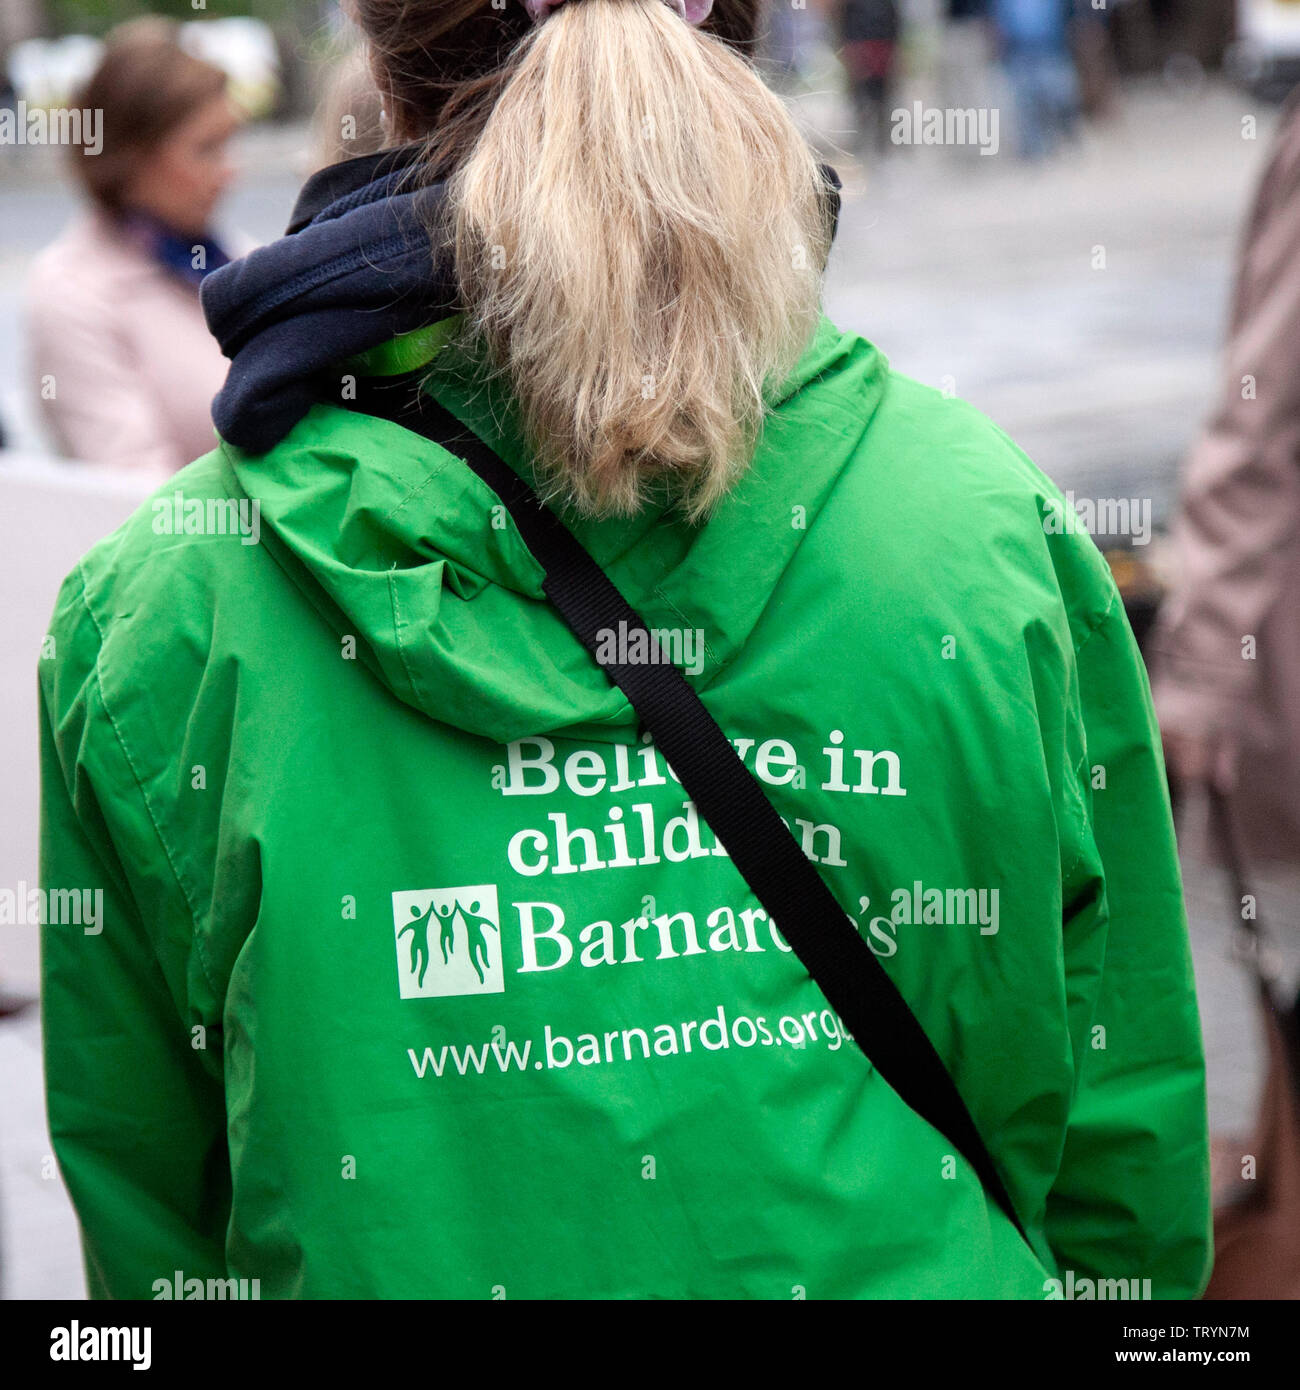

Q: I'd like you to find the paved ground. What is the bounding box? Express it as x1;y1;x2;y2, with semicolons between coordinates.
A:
1;69;1295;1298
801;71;1275;524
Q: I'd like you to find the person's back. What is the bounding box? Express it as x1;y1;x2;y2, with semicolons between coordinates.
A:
37;0;1211;1300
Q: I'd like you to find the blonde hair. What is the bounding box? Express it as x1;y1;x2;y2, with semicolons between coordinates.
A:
359;0;833;522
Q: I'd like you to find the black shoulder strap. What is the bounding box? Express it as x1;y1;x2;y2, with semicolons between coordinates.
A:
345;372;1029;1247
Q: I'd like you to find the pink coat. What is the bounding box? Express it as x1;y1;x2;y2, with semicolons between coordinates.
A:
1150;89;1300;862
23;210;238;478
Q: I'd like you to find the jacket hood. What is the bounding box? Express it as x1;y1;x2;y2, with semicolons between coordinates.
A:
201;142;459;454
205;146;879;747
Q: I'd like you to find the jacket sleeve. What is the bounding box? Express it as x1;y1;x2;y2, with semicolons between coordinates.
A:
1044;595;1213;1298
1149;97;1300;741
39;566;230;1299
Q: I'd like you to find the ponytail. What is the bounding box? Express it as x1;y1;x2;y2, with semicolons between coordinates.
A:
366;0;833;522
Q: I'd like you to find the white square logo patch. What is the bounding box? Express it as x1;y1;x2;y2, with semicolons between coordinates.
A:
392;884;504;998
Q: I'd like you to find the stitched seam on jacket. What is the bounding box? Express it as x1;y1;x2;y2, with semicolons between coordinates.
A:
75;560;221;1005
382;445;456;522
1059;588;1121;893
387;569;423;707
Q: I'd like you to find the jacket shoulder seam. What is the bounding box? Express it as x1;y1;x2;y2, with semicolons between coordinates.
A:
1058;589;1123;891
1072;586;1121;661
386;568;423;706
74;561;222;1005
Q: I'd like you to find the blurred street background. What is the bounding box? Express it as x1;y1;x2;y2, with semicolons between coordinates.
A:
3;0;1299;1298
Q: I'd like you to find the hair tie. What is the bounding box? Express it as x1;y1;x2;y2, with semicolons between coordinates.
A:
522;0;713;27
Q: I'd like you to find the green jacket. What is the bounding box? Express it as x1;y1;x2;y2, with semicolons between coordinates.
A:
39;313;1213;1299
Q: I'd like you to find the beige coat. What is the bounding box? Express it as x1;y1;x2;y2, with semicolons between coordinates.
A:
1150;89;1300;862
23;210;238;477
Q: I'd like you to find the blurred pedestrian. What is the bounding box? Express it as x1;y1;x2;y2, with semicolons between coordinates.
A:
1151;93;1300;1301
1068;0;1118;121
832;0;900;156
991;0;1080;159
23;18;244;477
1151;87;1300;866
939;0;994;123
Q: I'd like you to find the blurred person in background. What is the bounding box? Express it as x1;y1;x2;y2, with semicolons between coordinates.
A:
1068;0;1118;122
939;0;993;121
23;18;244;477
831;0;900;156
762;0;833;92
1152;87;1300;868
991;0;1080;159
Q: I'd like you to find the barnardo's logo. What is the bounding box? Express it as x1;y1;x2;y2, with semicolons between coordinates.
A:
392;885;503;998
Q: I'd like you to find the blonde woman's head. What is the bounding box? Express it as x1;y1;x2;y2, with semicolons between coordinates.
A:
352;0;834;523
